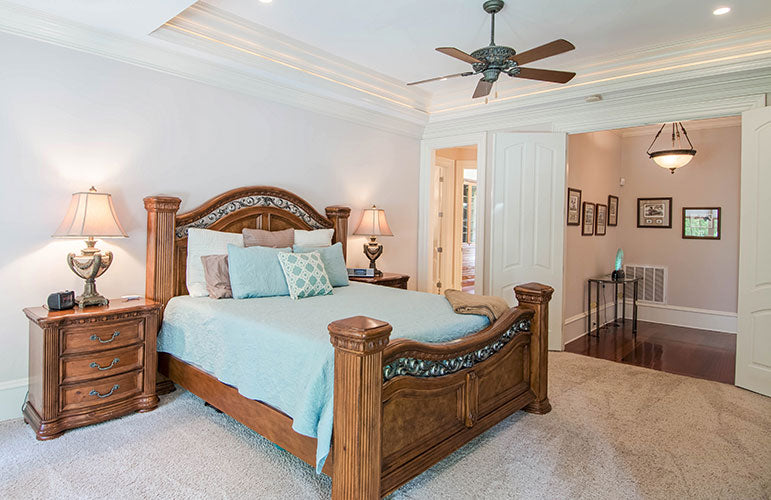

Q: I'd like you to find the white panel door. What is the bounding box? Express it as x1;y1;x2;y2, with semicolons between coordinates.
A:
736;106;771;396
490;132;566;351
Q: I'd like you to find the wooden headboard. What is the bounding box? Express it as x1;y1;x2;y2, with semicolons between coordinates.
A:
144;186;351;307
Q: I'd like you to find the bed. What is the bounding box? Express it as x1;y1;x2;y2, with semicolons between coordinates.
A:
144;186;554;499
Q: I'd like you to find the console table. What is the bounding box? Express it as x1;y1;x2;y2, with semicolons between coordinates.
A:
587;275;641;337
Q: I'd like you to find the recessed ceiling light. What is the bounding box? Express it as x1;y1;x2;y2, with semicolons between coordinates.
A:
259;0;273;3
713;6;731;15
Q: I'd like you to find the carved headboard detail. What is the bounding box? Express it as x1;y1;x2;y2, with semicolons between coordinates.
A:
144;186;350;307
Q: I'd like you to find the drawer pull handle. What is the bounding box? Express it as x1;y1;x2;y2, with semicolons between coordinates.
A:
90;358;119;371
90;330;120;343
89;385;119;399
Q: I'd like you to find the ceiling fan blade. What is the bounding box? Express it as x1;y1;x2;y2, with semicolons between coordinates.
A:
407;72;474;86
472;79;493;99
509;39;575;66
514;67;576;84
436;47;482;64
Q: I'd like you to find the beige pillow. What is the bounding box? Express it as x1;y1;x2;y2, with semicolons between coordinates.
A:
200;255;232;299
242;228;294;248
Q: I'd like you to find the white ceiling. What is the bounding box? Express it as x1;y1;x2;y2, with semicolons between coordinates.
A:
2;0;770;125
7;0;194;36
208;0;771;96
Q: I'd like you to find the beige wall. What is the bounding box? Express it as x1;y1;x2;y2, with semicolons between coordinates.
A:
619;125;740;312
0;32;420;418
564;122;740;343
564;131;623;341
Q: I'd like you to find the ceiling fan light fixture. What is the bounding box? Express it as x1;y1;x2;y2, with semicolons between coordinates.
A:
646;122;697;174
406;0;576;99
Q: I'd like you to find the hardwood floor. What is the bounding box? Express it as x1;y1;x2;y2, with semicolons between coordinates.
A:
461;243;475;293
564;320;736;384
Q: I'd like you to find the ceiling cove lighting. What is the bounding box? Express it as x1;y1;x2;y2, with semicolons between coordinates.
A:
646;122;697;174
713;7;731;15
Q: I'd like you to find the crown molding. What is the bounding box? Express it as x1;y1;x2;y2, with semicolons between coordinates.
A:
0;0;768;141
422;68;770;139
154;3;431;116
619;116;742;138
0;0;428;138
428;23;771;115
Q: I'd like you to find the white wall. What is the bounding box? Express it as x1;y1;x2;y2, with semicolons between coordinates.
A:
0;32;420;419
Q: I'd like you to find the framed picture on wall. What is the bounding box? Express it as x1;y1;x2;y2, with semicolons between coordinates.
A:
582;202;595;236
607;195;619;226
567;188;582;225
637;197;672;228
596;204;607;236
683;207;721;239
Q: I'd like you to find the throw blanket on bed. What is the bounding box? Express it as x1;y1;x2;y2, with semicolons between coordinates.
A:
157;282;489;473
444;288;510;322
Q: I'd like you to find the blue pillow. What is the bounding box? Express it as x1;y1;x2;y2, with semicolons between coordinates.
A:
226;244;291;298
293;242;349;287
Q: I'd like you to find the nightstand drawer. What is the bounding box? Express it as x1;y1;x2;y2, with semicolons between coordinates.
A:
60;319;144;355
60;345;144;385
60;370;143;413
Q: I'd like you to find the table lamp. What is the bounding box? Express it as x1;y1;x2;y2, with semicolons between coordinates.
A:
353;205;393;276
52;186;128;307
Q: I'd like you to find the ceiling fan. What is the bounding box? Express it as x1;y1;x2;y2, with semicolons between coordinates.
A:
408;0;576;99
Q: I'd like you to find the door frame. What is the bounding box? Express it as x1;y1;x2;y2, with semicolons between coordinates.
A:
418;93;766;350
418;133;487;294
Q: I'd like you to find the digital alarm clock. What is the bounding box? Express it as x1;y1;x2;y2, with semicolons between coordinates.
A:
47;291;75;311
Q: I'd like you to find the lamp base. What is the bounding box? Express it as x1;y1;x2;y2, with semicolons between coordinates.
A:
67;238;113;308
76;278;109;308
363;237;384;277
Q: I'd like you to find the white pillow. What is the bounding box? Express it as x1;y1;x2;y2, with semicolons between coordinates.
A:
186;228;244;297
294;228;334;247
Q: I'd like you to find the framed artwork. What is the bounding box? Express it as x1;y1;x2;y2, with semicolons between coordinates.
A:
683;207;721;239
637;197;673;228
567;188;582;226
595;204;607;236
607;195;619;226
582;202;595;236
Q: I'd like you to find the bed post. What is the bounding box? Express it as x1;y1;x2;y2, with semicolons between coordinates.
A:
514;282;554;414
328;316;392;500
326;206;351;261
144;196;181;306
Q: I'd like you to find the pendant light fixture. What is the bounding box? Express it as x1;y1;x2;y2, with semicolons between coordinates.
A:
646;122;697;174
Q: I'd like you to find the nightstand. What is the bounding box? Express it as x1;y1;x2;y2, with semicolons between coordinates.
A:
22;298;162;440
349;272;409;289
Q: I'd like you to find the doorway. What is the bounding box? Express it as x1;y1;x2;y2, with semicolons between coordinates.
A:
561;116;741;384
432;145;478;294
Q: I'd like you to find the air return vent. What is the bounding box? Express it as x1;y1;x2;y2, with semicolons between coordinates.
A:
624;265;666;304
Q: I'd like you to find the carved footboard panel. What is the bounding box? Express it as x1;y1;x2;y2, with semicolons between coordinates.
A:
328;282;554;499
379;312;534;495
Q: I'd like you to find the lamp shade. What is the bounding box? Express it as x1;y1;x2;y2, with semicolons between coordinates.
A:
52;187;128;238
353;205;393;237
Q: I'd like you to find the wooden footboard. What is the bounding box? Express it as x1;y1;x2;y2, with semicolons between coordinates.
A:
328;282;553;499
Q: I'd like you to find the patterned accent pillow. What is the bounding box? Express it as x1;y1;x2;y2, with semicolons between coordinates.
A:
277;251;333;300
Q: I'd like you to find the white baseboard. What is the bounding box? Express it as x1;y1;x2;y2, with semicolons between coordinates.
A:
562;301;737;346
627;302;737;334
562;303;618;345
0;377;27;422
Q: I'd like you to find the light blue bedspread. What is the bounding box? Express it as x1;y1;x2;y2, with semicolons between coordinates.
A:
157;282;489;472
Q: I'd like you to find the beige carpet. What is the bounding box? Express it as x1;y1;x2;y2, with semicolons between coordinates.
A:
1;352;769;499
